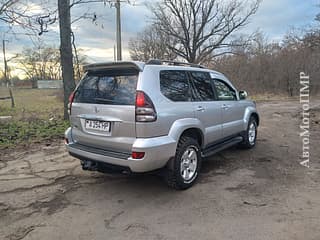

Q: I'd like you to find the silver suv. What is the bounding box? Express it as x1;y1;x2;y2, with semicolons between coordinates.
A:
65;60;259;189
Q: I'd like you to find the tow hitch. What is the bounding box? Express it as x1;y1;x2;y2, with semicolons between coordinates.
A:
81;160;98;171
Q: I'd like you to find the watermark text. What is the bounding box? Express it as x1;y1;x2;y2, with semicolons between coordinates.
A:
299;72;310;168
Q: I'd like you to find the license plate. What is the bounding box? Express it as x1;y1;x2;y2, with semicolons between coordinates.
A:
85;120;110;132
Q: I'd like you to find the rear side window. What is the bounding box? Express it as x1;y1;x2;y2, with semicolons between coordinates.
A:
74;71;138;105
160;70;190;102
189;71;215;101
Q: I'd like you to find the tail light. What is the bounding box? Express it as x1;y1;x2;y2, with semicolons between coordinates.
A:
135;91;157;122
68;91;75;115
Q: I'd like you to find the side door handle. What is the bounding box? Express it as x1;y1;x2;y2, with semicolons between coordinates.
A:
222;104;230;110
196;106;205;112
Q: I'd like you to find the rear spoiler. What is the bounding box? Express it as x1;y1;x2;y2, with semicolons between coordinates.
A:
83;61;145;72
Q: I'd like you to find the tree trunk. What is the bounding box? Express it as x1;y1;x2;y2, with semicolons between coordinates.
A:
58;0;75;120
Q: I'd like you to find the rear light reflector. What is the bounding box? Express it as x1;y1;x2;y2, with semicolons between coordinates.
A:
132;151;145;159
135;91;157;122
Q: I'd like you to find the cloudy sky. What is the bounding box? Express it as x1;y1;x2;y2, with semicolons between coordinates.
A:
0;0;319;75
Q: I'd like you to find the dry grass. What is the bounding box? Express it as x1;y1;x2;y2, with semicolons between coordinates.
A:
0;88;64;119
0;88;67;149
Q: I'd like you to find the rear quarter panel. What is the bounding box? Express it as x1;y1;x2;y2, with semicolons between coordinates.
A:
135;66;197;138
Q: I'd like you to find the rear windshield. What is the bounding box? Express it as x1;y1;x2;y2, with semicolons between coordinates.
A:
74;70;138;105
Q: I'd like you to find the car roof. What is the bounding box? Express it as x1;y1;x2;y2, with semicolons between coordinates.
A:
84;60;221;75
83;60;234;89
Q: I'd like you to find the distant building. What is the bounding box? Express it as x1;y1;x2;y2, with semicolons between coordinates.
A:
37;80;63;89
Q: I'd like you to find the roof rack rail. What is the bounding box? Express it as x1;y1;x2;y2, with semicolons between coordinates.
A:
146;59;204;69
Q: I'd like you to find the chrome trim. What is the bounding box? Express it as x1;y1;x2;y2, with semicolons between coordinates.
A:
77;114;123;122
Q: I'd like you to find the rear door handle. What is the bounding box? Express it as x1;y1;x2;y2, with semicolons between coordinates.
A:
196;106;205;112
222;104;230;110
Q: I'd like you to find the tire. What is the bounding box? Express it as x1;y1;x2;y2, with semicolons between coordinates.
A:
165;136;202;190
240;116;258;149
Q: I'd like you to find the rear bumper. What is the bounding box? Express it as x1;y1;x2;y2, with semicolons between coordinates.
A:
65;127;176;172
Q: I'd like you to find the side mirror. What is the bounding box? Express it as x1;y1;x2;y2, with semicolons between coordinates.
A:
239;90;248;100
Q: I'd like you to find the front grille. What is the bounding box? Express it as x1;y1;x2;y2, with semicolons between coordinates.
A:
69;142;131;160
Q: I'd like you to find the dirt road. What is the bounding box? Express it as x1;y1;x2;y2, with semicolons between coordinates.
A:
1;99;319;240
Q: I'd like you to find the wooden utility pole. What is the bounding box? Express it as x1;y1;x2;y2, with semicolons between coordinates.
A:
2;39;14;108
58;0;75;120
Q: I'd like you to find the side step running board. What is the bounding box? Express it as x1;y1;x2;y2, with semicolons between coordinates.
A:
201;136;243;158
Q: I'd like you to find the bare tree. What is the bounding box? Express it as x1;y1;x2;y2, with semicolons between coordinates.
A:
16;45;61;81
0;0;38;108
211;27;320;97
14;43;87;82
1;0;56;33
38;0;104;119
315;5;320;22
129;24;177;62
0;0;32;27
150;0;260;64
58;0;75;120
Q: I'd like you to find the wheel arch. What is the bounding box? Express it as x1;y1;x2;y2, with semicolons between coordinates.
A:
251;112;260;126
243;107;260;129
168;118;205;148
179;128;204;148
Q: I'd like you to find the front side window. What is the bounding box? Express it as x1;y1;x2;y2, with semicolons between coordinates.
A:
189;71;215;101
74;71;138;105
160;70;190;102
213;79;237;101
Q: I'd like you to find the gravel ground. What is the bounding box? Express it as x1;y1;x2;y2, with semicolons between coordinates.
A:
0;99;319;240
